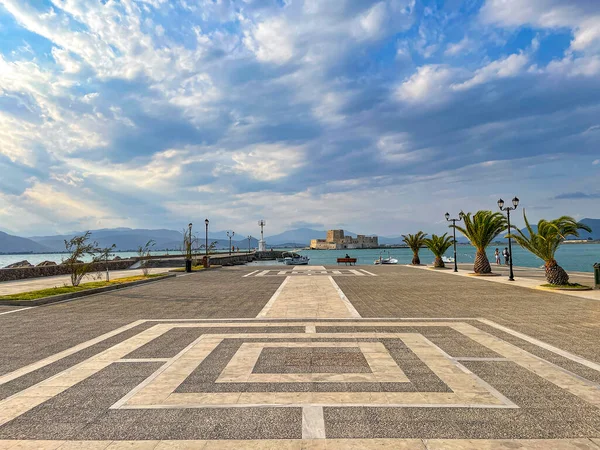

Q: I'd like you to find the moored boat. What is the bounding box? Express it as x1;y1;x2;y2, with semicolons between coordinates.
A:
283;253;310;265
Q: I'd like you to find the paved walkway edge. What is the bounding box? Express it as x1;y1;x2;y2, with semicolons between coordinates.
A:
0;274;177;306
0;438;598;449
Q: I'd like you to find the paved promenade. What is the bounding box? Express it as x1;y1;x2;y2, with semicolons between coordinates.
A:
0;265;599;448
0;268;176;296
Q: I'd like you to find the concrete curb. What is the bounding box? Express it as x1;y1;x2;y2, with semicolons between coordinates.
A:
0;274;177;307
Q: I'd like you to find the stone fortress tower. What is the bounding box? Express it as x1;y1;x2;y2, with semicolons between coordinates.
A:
311;229;378;250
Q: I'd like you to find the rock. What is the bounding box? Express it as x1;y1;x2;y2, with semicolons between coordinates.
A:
60;259;84;265
36;260;57;267
4;260;33;269
113;256;122;261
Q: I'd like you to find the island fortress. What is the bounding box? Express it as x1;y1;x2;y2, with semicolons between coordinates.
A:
310;229;379;249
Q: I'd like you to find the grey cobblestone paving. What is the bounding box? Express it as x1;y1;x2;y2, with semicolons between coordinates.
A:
1;265;600;443
335;265;600;363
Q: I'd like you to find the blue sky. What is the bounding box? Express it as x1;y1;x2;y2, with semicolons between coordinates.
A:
0;0;599;237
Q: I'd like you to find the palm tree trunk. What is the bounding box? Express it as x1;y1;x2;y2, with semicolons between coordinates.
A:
545;259;569;285
412;252;420;265
474;250;491;274
433;256;444;268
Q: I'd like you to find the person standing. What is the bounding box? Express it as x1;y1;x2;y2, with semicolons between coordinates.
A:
503;247;509;265
494;248;501;265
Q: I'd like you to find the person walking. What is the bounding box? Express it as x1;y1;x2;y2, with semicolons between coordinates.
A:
494;248;501;265
503;247;509;265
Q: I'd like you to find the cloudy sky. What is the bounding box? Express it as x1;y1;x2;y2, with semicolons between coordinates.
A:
0;0;599;237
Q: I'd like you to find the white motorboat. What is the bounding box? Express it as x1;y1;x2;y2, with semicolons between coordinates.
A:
283;253;310;265
442;256;455;264
374;252;398;265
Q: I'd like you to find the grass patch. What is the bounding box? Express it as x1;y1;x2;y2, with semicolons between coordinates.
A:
170;266;207;273
0;274;166;301
540;283;592;291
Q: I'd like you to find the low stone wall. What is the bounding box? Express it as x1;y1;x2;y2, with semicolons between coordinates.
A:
0;259;136;282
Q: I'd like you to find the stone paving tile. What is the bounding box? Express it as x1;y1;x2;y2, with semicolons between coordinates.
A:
0;271;282;377
252;347;372;374
176;337;450;394
73;408;302;441
334;266;600;363
0;322;156;401
0;363;162;440
316;326;502;358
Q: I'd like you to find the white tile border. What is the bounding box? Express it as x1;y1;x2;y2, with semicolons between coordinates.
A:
255;276;290;318
328;276;361;318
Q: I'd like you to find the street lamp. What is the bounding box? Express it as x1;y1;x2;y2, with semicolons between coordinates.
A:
498;196;520;281
445;212;462;273
247;235;252;254
186;222;193;273
226;231;235;255
204;219;209;256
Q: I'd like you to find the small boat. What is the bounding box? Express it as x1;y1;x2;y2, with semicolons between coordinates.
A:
283;253;310;265
374;252;398;265
442;256;455;264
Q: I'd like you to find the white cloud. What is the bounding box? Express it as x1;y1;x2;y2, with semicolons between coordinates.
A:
395;65;459;103
231;144;306;181
243;18;296;64
452;52;529;90
444;37;474;56
480;0;600;53
593;159;600;165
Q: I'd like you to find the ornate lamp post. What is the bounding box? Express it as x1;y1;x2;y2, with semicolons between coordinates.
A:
247;235;252;254
204;219;209;256
498;196;519;281
445;212;462;273
186;222;193;273
227;231;235;255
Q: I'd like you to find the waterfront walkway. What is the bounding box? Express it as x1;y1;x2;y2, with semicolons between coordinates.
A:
0;268;176;296
0;265;599;448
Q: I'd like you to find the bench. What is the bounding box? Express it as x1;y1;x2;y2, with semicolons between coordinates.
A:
337;258;357;266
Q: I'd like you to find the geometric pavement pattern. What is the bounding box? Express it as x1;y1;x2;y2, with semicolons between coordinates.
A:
1;265;599;449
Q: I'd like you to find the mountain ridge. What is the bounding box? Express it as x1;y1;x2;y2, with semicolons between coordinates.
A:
1;219;596;253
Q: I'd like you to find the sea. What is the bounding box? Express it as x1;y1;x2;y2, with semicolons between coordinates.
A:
3;244;598;273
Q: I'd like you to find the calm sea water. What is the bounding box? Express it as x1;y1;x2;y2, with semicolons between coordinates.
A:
253;244;600;273
1;244;599;272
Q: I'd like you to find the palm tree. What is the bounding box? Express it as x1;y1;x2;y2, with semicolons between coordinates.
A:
423;233;453;268
402;231;428;265
508;211;591;285
452;210;508;274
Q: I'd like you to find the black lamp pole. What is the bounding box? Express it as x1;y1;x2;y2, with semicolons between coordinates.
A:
204;219;209;256
186;222;193;273
498;197;520;281
247;235;252;254
227;231;235;255
445;212;462;272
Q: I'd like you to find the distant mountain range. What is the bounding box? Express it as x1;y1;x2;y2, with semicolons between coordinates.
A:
0;219;597;254
0;231;52;254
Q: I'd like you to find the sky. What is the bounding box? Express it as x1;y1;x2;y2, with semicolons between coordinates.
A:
0;0;599;238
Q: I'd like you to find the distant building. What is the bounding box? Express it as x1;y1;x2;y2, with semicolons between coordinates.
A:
310;230;378;250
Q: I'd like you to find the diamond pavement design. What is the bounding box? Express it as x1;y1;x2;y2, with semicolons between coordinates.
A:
1;266;600;448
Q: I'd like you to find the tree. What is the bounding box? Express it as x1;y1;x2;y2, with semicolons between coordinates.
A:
452;211;508;274
96;244;116;281
423;233;453;268
402;231;428;265
63;232;100;287
137;240;155;277
508;211;592;285
200;240;218;254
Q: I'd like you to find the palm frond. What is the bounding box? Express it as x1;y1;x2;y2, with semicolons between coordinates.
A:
401;231;428;252
423;233;453;257
506;210;591;262
451;210;507;251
